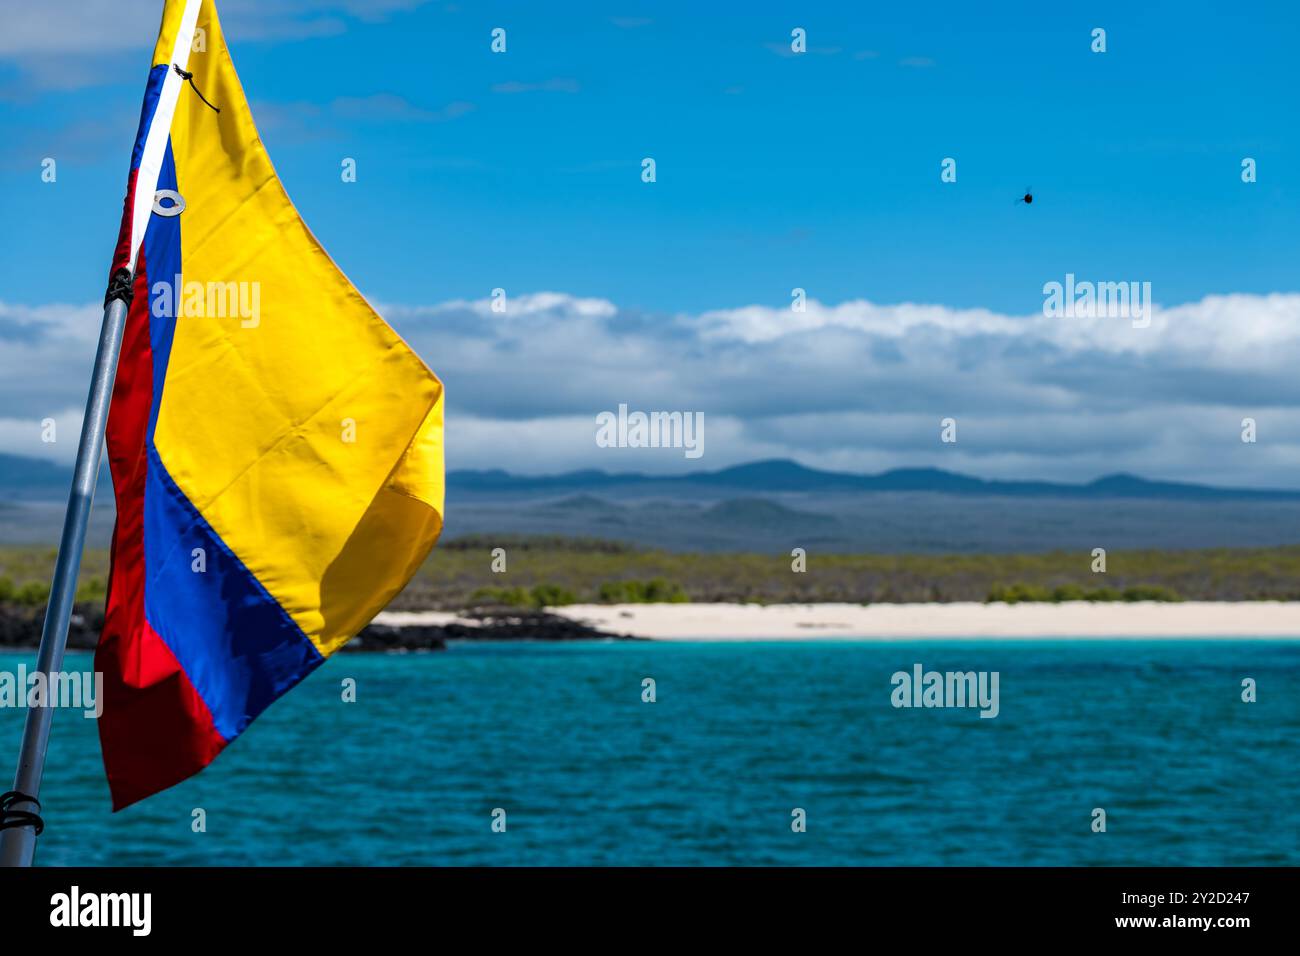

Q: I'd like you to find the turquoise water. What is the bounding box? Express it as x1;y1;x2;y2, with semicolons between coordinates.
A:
2;640;1297;866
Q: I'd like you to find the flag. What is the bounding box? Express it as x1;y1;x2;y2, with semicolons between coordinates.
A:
97;0;444;809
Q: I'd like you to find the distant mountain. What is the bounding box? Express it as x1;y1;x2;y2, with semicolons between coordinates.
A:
0;453;70;490
0;453;114;502
3;453;1300;553
700;497;838;529
446;458;1300;501
5;451;1300;507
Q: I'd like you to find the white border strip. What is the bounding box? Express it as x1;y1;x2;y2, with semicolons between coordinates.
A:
127;0;204;275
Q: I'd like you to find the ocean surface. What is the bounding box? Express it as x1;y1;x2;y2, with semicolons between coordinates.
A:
2;640;1297;866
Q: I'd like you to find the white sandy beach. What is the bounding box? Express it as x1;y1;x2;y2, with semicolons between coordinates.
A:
375;601;1300;640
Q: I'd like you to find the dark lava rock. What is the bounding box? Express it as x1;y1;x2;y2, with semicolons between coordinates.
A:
348;623;447;652
3;602;624;654
349;607;623;651
0;602;102;651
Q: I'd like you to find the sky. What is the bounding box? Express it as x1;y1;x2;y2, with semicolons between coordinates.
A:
2;0;1300;486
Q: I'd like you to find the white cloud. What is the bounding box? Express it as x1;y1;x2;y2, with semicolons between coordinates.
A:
5;291;1300;486
0;408;82;464
697;292;1300;368
389;290;1300;486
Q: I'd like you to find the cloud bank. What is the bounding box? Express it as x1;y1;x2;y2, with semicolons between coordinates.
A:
4;290;1299;487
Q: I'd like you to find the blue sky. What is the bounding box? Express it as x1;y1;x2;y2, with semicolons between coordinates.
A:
3;1;1300;485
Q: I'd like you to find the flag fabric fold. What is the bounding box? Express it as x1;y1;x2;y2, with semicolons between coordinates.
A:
98;0;444;809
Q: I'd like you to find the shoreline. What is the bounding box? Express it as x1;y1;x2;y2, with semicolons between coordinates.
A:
487;601;1300;640
4;602;1298;654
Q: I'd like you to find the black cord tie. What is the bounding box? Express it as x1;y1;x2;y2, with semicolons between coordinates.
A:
173;63;220;112
105;267;134;307
0;791;44;835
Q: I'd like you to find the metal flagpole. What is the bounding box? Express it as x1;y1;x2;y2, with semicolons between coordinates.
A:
0;269;133;867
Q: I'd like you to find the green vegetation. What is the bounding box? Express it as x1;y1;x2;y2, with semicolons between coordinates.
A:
467;585;533;607
15;581;51;606
468;583;579;608
528;583;579;607
598;578;689;603
0;576;53;607
76;576;107;603
406;540;1300;608
986;583;1182;604
1;539;1298;612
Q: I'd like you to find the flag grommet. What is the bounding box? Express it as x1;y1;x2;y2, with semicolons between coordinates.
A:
153;189;186;217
